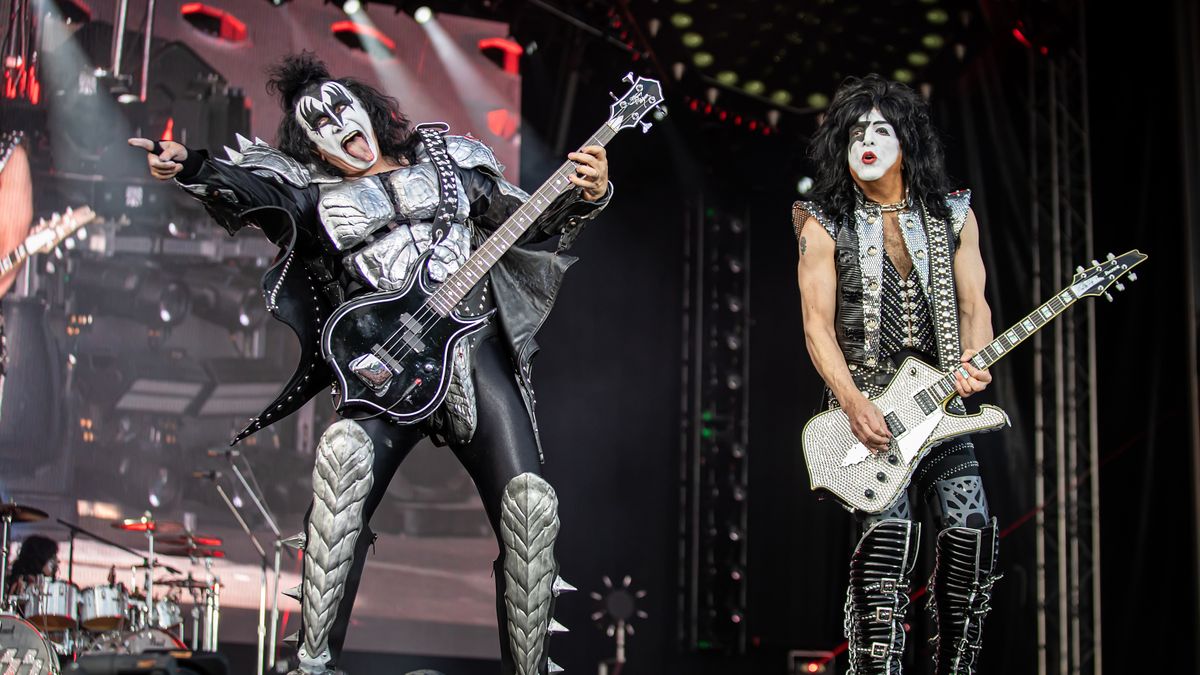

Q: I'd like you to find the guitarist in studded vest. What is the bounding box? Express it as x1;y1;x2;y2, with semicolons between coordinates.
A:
793;75;1001;674
130;52;612;675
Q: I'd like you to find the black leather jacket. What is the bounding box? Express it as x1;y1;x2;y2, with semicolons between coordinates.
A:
173;135;610;452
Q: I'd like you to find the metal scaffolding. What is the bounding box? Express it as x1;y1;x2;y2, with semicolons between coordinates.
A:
1027;4;1101;673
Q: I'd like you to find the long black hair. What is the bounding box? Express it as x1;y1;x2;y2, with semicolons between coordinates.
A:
9;535;57;580
808;74;951;223
266;51;418;174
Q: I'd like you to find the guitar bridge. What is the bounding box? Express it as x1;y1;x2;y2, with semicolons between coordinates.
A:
349;346;403;393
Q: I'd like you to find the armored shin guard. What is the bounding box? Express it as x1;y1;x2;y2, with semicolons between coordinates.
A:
291;420;376;675
929;519;1001;675
844;519;920;675
499;473;570;675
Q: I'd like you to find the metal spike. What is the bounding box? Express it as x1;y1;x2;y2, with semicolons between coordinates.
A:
282;630;300;647
589;592;603;601
622;575;632;588
236;133;253;151
548;659;565;673
626;624;636;636
590;610;605;621
636;609;649;619
224;146;244;163
282;531;306;550
254;137;268;147
548;619;569;634
602;576;613;589
606;625;616;637
553;576;578;595
282;584;302;601
1129;273;1138;282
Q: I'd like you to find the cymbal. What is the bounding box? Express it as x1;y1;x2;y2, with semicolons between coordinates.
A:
158;545;224;559
158;534;223;548
0;503;49;522
110;518;185;535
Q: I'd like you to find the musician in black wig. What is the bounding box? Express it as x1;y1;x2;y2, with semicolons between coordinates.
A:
130;51;615;675
7;535;59;598
793;74;1002;675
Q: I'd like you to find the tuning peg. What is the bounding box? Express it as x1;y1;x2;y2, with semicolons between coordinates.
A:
640;121;652;133
1076;266;1085;275
1104;292;1114;302
1115;282;1125;292
609;91;618;101
623;72;635;84
1128;272;1138;282
1091;259;1100;267
1106;252;1115;260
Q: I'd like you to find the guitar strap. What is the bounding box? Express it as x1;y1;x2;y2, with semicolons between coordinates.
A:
414;122;458;247
920;200;963;372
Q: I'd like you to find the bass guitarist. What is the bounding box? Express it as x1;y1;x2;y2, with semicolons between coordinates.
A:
130;52;611;675
792;74;1000;675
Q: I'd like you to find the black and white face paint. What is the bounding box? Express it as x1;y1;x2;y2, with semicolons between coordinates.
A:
847;108;900;182
294;81;379;172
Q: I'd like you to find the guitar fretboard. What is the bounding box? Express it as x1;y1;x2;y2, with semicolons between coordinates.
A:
0;245;28;274
923;286;1078;403
427;123;618;316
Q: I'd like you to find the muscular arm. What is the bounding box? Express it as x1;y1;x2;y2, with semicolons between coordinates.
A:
0;144;33;298
796;216;891;450
952;207;994;396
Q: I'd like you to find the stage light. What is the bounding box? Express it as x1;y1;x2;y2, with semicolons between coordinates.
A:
797;176;814;195
893;68;915;83
743;80;765;95
413;6;433;24
693;51;713;68
670;12;693;28
770;89;792;105
806;92;829;108
681;32;703;48
716;70;737;85
343;0;361;14
923;33;945;49
926;8;949;24
908;51;930;66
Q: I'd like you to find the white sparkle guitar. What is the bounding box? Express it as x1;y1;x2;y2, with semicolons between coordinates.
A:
802;250;1147;513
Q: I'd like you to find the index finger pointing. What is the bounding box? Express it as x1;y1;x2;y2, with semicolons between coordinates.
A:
128;138;154;151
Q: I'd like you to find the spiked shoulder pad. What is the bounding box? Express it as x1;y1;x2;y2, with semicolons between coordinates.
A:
444;135;505;175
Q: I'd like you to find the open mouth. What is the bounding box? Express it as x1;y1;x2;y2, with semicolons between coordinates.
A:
341;130;375;164
861;151;877;165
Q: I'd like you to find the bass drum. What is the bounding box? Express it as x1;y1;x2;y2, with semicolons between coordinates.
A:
85;627;185;654
0;613;61;675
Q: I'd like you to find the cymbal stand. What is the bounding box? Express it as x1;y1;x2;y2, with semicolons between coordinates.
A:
225;455;283;670
209;476;266;675
1;509;12;612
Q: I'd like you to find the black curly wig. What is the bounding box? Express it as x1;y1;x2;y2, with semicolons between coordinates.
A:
9;535;57;580
266;51;419;174
808;74;951;223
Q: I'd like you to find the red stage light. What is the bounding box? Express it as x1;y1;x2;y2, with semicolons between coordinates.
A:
162;117;175;142
1012;27;1033;49
704;104;713;115
477;37;523;75
486;108;519;139
181;3;247;43
689;100;699;111
748;120;758;131
331;20;397;54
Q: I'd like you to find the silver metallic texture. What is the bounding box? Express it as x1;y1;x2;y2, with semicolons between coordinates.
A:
500;473;561;675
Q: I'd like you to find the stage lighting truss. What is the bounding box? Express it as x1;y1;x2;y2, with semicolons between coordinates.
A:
679;200;751;655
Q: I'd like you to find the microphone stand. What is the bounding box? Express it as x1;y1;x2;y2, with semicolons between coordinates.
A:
220;450;285;672
206;475;267;675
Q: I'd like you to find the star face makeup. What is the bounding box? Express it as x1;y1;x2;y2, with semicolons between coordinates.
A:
294;81;379;173
847;108;901;182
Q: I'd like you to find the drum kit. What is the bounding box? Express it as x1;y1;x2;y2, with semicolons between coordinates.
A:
0;503;226;674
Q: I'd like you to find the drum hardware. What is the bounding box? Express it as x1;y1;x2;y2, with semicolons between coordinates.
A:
0;614;61;675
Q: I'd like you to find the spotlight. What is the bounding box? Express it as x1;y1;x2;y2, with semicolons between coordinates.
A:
797;176;814;195
343;0;361;14
413;6;433;24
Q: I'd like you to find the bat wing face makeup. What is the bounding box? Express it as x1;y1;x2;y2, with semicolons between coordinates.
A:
294;81;379;172
847;108;901;182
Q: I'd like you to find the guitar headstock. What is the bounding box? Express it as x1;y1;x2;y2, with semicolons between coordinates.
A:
1069;249;1147;301
606;73;665;134
27;206;95;255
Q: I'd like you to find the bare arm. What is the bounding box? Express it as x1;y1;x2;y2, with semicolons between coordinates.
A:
0;144;33;298
952;207;994;397
796;216;891;451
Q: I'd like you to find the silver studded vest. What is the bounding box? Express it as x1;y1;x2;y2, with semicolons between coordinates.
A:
794;191;972;403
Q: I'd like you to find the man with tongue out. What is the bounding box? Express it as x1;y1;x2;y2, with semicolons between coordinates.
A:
130;52;612;675
792;74;1001;674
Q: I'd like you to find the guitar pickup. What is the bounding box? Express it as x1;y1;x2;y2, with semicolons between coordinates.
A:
884;412;907;437
349;348;400;394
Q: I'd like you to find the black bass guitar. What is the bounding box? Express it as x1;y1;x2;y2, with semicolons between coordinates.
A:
321;74;665;422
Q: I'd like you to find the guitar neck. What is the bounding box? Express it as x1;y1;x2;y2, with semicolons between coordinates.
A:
924;283;1080;403
428;123;619;315
0;245;28;275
